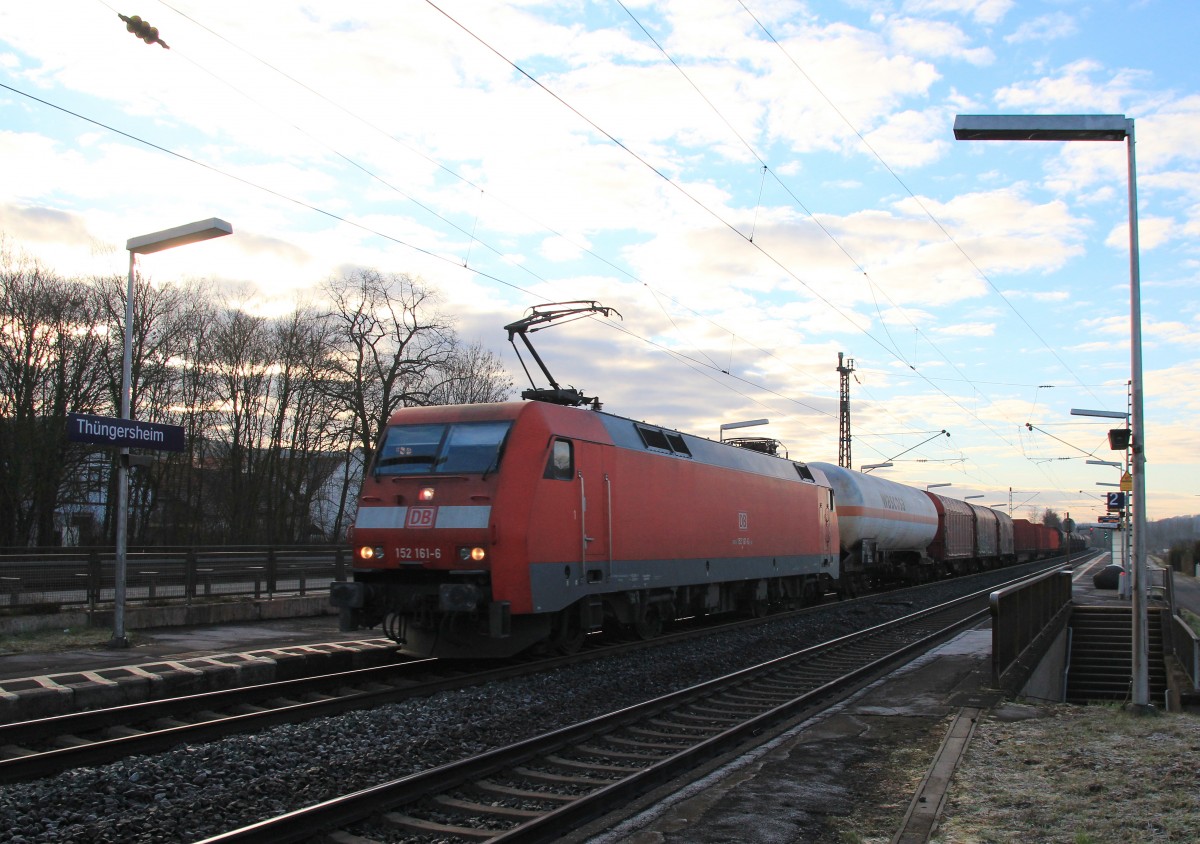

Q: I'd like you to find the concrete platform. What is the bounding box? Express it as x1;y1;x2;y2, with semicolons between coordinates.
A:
0;614;397;723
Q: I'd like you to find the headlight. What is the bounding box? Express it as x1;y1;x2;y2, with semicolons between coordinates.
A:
358;545;385;560
458;546;487;562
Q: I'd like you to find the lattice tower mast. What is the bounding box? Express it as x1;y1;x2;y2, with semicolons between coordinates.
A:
837;353;855;468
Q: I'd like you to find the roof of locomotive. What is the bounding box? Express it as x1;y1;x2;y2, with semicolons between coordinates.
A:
383;401;827;487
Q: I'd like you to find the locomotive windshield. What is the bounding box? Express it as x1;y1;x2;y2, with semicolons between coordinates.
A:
373;420;512;475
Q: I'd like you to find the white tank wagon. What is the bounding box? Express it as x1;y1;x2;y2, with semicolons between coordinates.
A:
809;463;939;587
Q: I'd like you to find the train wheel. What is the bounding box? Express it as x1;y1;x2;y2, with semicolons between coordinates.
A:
634;605;664;640
802;578;822;606
552;607;586;655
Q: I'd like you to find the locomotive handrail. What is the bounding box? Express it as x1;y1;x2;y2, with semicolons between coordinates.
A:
605;472;613;569
578;470;588;565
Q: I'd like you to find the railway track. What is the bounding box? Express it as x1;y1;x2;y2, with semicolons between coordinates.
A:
194;574;1017;844
0;592;856;784
0;558;1078;791
0;557;1080;797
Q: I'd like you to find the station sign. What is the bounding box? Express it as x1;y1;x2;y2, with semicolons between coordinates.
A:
1106;492;1126;511
1097;514;1120;524
66;413;185;453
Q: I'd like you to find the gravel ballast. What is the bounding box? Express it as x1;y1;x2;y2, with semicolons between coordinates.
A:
0;568;1044;843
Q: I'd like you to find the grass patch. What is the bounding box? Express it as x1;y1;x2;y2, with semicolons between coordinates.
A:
0;626;137;654
933;705;1200;843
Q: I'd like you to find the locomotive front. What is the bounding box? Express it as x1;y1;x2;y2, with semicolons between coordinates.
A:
330;403;525;656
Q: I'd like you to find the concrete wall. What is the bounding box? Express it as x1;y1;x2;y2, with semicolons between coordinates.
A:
1020;625;1069;703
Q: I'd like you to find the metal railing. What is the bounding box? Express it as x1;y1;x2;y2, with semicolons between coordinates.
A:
1170;614;1200;691
989;567;1074;692
0;546;347;613
1157;566;1200;692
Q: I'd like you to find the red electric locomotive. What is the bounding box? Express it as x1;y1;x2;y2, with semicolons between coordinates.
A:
331;400;838;658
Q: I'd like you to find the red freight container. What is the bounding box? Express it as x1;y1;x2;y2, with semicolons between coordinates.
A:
925;493;975;561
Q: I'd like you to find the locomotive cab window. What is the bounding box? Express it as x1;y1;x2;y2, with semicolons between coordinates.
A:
374;421;512;476
544;439;574;480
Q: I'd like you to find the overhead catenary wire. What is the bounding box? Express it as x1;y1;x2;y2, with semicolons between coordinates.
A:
419;0;1036;482
30;3;1108;496
97;0;957;457
734;0;1110;411
154;0;1065;485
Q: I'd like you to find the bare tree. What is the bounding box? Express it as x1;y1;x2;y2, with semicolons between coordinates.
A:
151;287;222;544
204;307;275;542
94;274;217;544
0;239;522;547
259;307;344;543
428;339;514;405
0;247;107;544
321;268;456;464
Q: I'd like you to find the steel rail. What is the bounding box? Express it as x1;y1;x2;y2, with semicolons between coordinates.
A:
0;583;862;784
194;571;1044;844
0;557;1081;788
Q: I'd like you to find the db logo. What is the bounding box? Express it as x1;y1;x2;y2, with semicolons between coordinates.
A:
738;511;749;531
407;507;437;528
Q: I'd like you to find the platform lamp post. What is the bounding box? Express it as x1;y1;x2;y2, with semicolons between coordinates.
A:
955;113;1149;712
112;218;232;648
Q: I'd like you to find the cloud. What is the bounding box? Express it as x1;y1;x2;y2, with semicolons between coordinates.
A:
1005;13;1078;44
0;2;1197;519
235;231;311;265
902;0;1014;26
897;188;1089;274
1105;215;1173;251
861;107;956;169
1000;288;1070;302
1078;314;1200;348
887;17;995;65
994;59;1149;114
0;202;90;246
933;321;996;337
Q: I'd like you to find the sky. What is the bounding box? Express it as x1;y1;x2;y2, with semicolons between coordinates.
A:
1;0;1198;524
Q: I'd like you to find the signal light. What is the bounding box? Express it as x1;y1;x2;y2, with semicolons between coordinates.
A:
1107;428;1131;450
118;13;170;49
